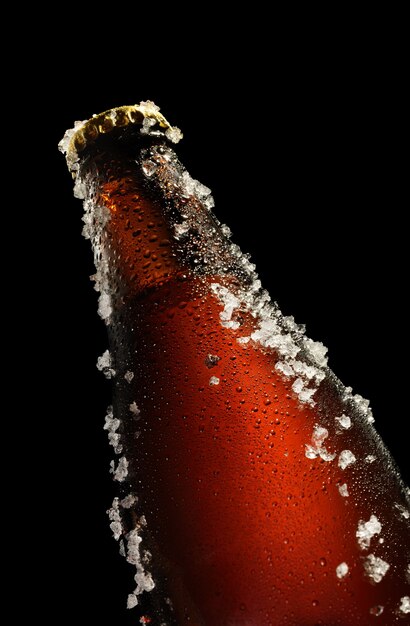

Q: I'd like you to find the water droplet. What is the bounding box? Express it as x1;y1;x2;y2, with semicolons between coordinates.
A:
369;605;384;616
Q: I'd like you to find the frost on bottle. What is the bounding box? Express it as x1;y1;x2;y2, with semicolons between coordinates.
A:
60;102;410;625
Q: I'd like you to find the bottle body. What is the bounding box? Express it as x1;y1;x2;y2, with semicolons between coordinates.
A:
61;103;410;625
115;278;409;625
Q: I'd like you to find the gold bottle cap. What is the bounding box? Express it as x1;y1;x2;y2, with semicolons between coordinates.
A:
59;100;183;175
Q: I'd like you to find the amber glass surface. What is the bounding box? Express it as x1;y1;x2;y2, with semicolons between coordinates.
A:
64;116;410;625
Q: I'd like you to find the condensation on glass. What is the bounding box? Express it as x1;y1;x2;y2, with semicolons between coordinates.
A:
60;102;410;625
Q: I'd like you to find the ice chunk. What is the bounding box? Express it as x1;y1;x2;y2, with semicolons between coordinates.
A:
221;224;232;238
399;596;410;614
298;388;315;404
112;456;128;482
139;100;160;114
97;349;111;370
104;406;122;454
305;425;336;462
317;447;337;462
394;503;410;519
141;158;158;177
336;562;349;579
276;359;323;405
140;116;157;135
292;378;316;404
303;338;328;367
96;350;116;379
98;291;112;322
283;315;305;336
142;550;152;564
165;126;183;144
291;370;318;405
237;336;250;345
104;406;120;431
205;354;221;369
108;496;119;513
107;432;122;454
338;450;356;470
211;282;302;360
73;177;86;200
338;483;349;497
127;594;138;609
344;388;374;423
174;222;190;239
121;494;138;509
109;520;123;541
251;318;300;360
363;554;390;583
82;201;110;243
134;569;155;593
124;370;134;383
58;125;76;155
125;523;156;610
275;361;294;377
81;197;112;302
312;424;329;448
356;515;382;549
353;393;374;423
312;425;329;448
289;359;325;383
209;376;220;386
211;283;241;330
58;119;87;171
126;528;143;566
305;446;318;460
107;498;123;541
180;171;214;208
129;402;141;418
292;378;304;394
365;454;376;463
335;414;352;430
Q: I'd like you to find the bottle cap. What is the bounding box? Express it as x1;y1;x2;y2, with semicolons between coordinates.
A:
59;101;182;175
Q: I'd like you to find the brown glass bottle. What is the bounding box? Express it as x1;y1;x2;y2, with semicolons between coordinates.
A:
60;103;410;625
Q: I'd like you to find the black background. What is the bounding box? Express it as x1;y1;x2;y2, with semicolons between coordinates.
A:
31;33;408;623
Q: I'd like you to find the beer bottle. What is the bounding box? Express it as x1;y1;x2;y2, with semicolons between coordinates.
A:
60;102;410;625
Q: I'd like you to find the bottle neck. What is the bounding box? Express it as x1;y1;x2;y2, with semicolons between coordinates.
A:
77;135;253;308
78;139;187;304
